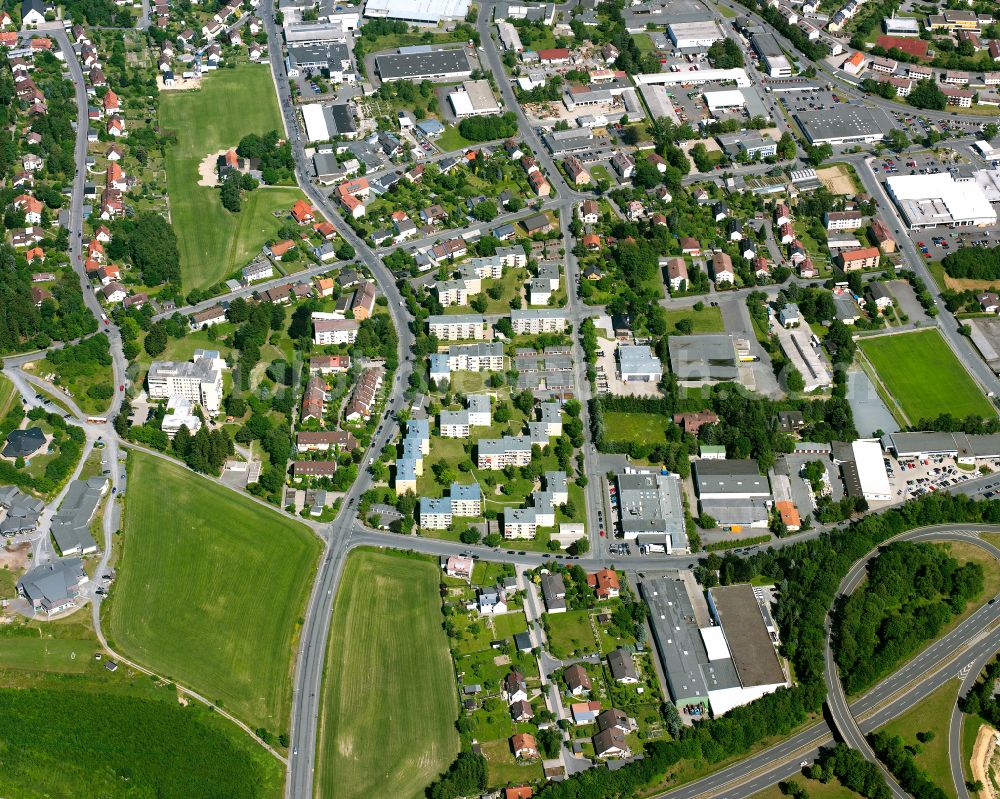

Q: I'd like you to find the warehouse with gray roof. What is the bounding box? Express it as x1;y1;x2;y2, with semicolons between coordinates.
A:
374;47;472;82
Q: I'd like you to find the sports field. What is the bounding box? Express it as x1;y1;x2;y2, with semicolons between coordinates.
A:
316;549;459;799
105;451;320;733
858;330;995;423
159;65;299;290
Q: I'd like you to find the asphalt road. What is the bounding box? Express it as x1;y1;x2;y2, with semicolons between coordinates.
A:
822;528;1000;799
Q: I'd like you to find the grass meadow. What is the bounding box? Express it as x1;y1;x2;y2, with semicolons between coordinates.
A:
105;451;320;733
159;65;301;290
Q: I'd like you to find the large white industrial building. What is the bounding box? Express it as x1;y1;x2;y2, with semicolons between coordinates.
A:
364;0;470;23
885;173;998;229
668;20;724;48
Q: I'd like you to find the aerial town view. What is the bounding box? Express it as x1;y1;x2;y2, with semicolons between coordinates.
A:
9;0;1000;795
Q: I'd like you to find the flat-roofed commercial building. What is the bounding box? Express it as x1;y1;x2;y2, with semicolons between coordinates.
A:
794;105;894;145
301;102;357;142
364;0;471;23
751;33;792;77
692;459;770;500
641;576;789;718
886;173;997;229
374;47;472;82
839;439;892;500
668;334;740;384
668;20;724;48
616;469;687;551
705;583;790;715
448;79;502;117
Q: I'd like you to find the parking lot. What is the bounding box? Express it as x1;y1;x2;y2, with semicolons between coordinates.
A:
777;88;847;117
887;454;991;500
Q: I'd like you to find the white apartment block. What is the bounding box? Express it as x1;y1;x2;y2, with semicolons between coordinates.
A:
427;314;487;341
448;342;505;372
510;309;568;335
496;246;527;268
312;312;360;345
147;350;225;413
436;279;471;306
478;435;533;469
439;394;491;437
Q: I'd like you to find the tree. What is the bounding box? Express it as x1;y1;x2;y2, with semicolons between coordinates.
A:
471;200;498;222
886;129;909;152
806;143;833;167
908;79;947;111
707;38;745;68
569;536;589;556
143;323;167;356
984;123;999;141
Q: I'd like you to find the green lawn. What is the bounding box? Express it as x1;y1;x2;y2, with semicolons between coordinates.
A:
437;125;477;152
633;32;655;51
105;451;320;734
0;374;17;419
858;330;995;423
545;610;597;659
878;678;960;798
750;776;864;799
663;305;725;334
317;549;459;799
159;65;303;290
602;411;673;446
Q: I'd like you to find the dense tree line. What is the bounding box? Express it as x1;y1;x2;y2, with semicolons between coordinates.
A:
941;245;1000;280
708;39;745;68
908;79;947;111
110;213;180;286
813;744;892;799
833;541;984;693
426;752;488;799
172;425;234;475
458;112;519;142
959;655;1000;725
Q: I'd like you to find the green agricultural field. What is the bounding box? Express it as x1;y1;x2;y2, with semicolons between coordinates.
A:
317;549;459;799
858;330;995;423
0;688;282;799
878;678;960;798
105;451;320;733
602;411;673;445
159;65;305;290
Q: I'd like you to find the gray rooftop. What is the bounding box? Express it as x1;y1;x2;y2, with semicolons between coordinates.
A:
693;460;769;496
49;477;107;555
709;584;786;687
17;557;85;612
794;105;895;144
616;471;686;549
668;334;739;381
375;48;471;81
641;576;741;706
